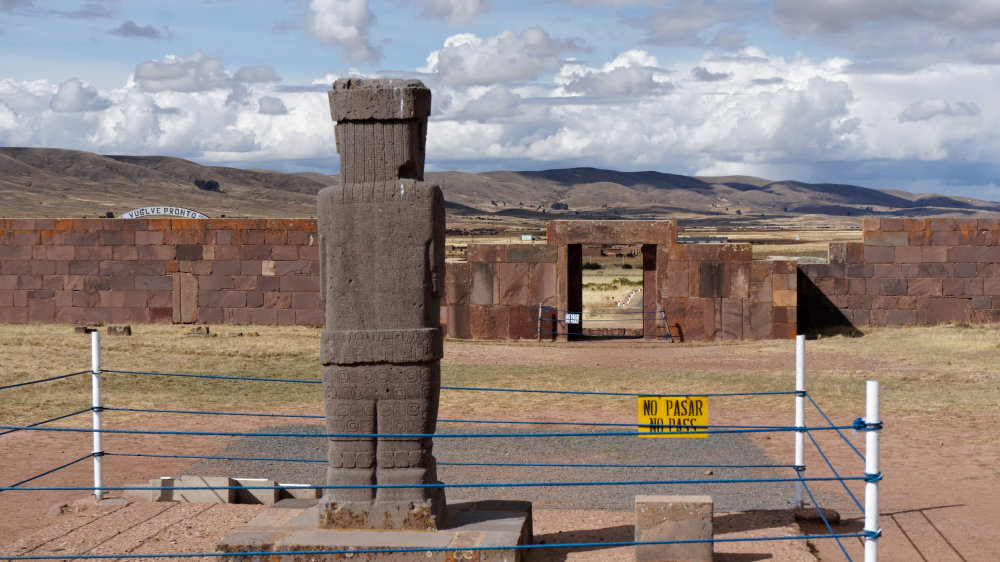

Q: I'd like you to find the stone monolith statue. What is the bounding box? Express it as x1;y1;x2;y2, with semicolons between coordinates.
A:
317;78;446;530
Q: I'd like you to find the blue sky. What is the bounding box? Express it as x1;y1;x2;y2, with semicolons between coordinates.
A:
2;1;1000;201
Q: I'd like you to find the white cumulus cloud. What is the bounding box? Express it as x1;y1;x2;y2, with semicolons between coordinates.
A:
258;95;288;115
897;100;980;123
307;0;379;63
415;0;490;24
420;28;581;86
48;77;111;112
135;52;232;92
556;50;672;97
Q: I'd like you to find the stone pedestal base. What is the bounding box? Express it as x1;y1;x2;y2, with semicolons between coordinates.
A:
218;499;532;561
634;495;713;562
320;498;445;531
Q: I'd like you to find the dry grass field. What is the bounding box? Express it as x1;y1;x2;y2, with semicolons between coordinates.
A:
2;322;997;426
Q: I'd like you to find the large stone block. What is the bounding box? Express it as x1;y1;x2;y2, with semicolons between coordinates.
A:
444;303;470;339
506;244;557;263
864;246;895;264
692;261;724;298
985;277;1000;296
920;246;948;263
879;278;907;296
924;297;971;324
908;277;942;297
635;495;713;562
865;231;908;246
954;263;978;278
943;278;983;296
750;261;773;282
466;244;507;264
469;305;508;340
828;242;846;264
528;263;557;305
845;243;865;264
749;280;772;303
932;231;961;246
893;245;922;263
497;262;531;304
546;220;676;245
886;308;918;326
773;289;797;307
723;263;749;298
663;261;689;297
469;262;497;306
721;298;743;340
903;218;930;232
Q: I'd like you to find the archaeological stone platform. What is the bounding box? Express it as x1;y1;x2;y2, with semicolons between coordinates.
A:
217;499;532;561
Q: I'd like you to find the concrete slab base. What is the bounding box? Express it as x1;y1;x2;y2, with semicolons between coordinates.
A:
217;499;532;561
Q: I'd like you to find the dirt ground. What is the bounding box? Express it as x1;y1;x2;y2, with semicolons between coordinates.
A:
2;341;998;561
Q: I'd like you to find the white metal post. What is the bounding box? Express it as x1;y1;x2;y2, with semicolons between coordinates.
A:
794;334;806;508
91;331;104;500
537;303;543;341
864;380;881;562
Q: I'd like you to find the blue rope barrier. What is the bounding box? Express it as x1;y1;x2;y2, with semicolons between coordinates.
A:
103;407;324;419
0;532;875;560
2;453;93;491
2;475;868;493
443;418;790;429
101;409;795;431
563;316;664;321
105;451;326;464
441;385;797;398
0;370;88;391
0;424;861;439
806;393;865;462
99;410;787;431
441;461;795;469
105;452;793;470
796;471;853;561
92;370;797;401
804;428;865;513
103;369;321;385
0;408;92;437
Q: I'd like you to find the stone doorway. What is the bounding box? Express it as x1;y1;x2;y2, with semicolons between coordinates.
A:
547;220;676;341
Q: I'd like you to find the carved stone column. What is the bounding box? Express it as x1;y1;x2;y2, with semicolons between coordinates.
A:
318;78;446;530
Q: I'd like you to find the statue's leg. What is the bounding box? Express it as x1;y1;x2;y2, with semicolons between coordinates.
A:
323;367;376;503
375;364;446;515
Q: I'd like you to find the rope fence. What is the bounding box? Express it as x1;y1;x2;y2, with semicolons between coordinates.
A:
0;333;881;561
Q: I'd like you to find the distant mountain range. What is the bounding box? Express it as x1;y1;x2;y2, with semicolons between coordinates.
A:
2;147;998;227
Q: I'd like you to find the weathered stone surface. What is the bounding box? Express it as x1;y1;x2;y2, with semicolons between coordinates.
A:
546;220;677;245
635;495;713;562
319;78;446;530
721;298;743;340
864;246;895;264
506;244;557;263
218;500;532;561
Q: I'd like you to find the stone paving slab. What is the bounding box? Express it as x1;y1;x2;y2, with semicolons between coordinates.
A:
217;499;532;561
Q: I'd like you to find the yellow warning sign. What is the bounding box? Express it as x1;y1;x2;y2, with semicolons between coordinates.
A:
637;396;708;438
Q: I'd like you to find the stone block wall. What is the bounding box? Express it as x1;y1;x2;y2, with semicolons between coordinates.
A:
442;244;557;340
0;218;321;325
661;244;797;340
799;217;1000;332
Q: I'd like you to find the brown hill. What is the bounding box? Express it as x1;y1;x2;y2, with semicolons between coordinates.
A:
2;148;999;228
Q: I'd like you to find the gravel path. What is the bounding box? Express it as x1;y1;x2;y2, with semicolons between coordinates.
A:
190;422;809;512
